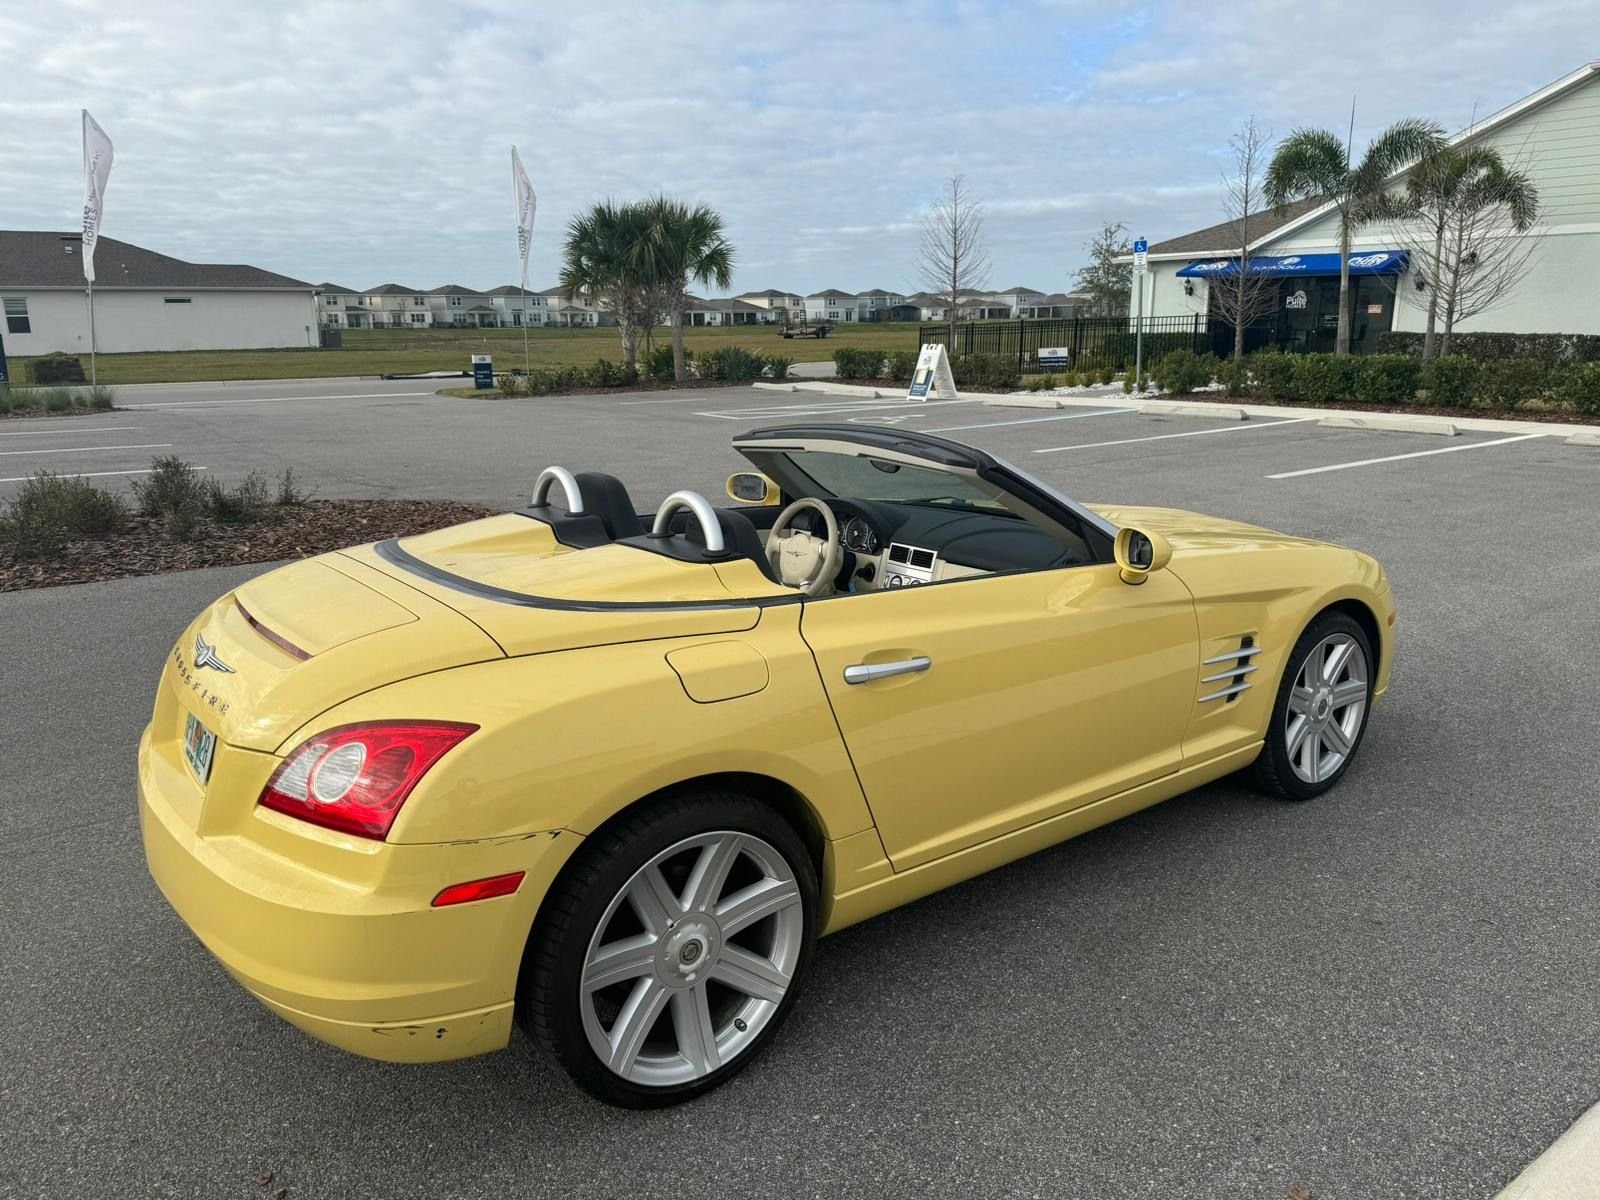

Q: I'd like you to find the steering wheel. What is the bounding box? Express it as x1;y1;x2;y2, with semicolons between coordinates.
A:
766;498;843;596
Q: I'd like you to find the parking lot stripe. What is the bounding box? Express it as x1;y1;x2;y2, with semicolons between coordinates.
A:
1267;432;1545;479
0;466;207;484
0;442;173;457
0;425;138;438
122;390;434;408
1034;417;1315;454
926;408;1136;432
698;397;985;420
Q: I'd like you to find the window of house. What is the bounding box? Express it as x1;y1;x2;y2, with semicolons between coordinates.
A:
163;297;192;304
413;296;425;306
324;295;338;305
512;312;523;327
449;296;463;307
452;314;468;327
410;313;427;325
3;296;30;334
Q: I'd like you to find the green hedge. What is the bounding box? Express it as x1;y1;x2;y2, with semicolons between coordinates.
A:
1352;355;1422;406
1377;330;1600;367
951;353;1020;391
1150;350;1215;395
1100;332;1198;372
833;348;886;379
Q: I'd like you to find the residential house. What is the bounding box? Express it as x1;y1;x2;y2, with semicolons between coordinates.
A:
487;285;547;327
857;287;919;322
703;297;765;326
428;284;500;328
364;283;432;329
315;282;364;329
540;285;607;327
736;289;805;323
1019;292;1092;319
0;230;316;356
805;288;860;323
908;289;1011;321
989;286;1045;317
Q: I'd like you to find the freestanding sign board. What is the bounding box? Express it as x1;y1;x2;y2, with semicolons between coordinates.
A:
1133;238;1148;274
1038;346;1070;371
907;343;958;401
472;354;494;390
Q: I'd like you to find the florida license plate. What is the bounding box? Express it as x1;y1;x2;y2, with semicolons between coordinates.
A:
183;712;217;785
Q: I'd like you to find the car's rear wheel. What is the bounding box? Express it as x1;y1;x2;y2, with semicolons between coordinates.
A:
1250;610;1373;801
518;791;817;1107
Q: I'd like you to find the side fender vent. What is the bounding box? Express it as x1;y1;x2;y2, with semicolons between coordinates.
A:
1198;636;1261;704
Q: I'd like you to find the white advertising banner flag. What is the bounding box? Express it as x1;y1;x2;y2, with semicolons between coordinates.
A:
512;146;537;290
81;110;115;283
906;343;958;401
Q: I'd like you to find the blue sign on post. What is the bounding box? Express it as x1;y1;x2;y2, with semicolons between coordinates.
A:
472;354;494;390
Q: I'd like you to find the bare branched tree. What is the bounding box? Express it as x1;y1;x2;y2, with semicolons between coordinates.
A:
918;174;991;347
1395;144;1540;357
1210;116;1279;361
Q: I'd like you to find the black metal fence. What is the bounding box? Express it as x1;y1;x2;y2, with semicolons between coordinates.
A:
918;315;1211;375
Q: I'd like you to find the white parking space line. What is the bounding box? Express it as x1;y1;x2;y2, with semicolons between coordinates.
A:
0;466;207;484
926;408;1135;433
618;395;734;406
0;425;139;438
122;390;435;409
698;397;985;420
1267;431;1546;479
1034;417;1315;454
0;442;173;457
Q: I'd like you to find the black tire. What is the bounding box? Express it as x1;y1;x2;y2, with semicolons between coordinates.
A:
517;790;818;1108
1249;610;1374;802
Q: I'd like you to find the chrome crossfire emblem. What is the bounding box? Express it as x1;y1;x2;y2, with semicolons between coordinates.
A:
193;633;235;674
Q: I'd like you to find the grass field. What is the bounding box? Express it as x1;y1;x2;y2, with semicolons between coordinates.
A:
11;323;925;385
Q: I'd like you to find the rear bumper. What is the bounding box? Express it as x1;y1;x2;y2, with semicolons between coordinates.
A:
138;726;581;1063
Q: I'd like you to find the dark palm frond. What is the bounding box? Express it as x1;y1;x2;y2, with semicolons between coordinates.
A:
1264;128;1348;213
1349;117;1446;200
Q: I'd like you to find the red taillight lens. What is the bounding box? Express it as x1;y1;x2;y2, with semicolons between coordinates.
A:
259;720;477;840
432;871;526;907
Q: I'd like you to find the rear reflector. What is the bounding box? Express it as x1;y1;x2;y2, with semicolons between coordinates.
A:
432;872;526;907
235;598;311;661
259;720;477;840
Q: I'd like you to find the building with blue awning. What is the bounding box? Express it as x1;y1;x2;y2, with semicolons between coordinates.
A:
1118;60;1600;353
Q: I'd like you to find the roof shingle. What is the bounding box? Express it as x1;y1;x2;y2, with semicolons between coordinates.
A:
0;230;311;290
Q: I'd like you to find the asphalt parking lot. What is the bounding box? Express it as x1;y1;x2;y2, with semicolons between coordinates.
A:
3;379;1598;1199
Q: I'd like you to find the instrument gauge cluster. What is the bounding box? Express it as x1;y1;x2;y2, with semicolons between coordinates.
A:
841;517;879;555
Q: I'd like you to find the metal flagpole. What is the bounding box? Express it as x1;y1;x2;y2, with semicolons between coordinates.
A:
521;281;530;379
88;280;97;387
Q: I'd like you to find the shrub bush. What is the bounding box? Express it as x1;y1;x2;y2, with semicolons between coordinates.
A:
1471;358;1550;410
1246;347;1296;400
1098;366;1116;386
699;346;766;383
205;471;272;524
1100;332;1198;372
763;355;794;381
1289;354;1360;405
1151;350;1215;395
275;468;311;506
1025;375;1051;393
1557;363;1600;415
1215;357;1249;397
886;350;919;382
496;372;529;397
588;358;626;387
44;388;72;412
832;348;886;379
1122;374;1135;394
1420;355;1478;407
87;384;115;410
26;353;87;385
951;353;1020;391
1378;330;1600;367
132;455;206;518
1;471;125;560
1354;355;1422;406
0;385;11;415
646;344;678;383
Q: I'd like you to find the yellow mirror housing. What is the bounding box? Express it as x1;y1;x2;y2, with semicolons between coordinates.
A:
1114;526;1173;585
726;472;780;505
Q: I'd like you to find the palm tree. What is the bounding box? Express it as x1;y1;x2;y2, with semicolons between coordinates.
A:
1404;146;1538;357
637;197;735;382
560;200;652;371
1265;118;1445;355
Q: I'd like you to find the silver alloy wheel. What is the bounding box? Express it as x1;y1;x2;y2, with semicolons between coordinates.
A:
1285;632;1370;785
579;831;805;1087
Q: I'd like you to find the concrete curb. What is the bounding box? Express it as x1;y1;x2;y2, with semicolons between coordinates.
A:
1319;414;1458;436
1141;402;1248;421
982;395;1071;410
752;382;802;393
1565;429;1600;447
1494;1100;1600;1199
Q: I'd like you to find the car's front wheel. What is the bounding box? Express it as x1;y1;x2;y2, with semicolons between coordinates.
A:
518;791;817;1107
1250;610;1374;801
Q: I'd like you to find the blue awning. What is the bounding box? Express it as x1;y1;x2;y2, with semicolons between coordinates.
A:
1176;250;1408;278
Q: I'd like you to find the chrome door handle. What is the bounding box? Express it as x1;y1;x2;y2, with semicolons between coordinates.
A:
843;656;931;685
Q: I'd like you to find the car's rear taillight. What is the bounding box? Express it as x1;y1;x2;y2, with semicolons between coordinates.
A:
258;720;477;840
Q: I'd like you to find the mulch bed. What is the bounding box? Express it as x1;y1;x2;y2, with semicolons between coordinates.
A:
1;499;496;593
0;406;119;422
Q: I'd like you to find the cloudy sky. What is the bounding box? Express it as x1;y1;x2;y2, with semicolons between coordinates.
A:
1;1;1592;295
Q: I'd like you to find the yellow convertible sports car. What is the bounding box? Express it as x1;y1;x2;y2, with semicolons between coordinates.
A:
139;424;1394;1107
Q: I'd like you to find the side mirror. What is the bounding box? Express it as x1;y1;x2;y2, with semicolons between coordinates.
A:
726;472;780;505
1114;526;1172;585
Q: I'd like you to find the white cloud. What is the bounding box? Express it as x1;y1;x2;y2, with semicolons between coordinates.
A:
0;0;1591;293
